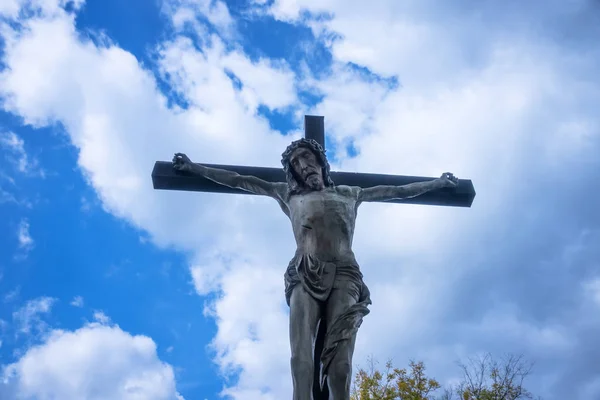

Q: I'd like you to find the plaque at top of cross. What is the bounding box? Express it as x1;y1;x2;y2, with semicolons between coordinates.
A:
151;114;475;400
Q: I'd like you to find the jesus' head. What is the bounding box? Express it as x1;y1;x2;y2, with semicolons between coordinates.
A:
281;138;334;193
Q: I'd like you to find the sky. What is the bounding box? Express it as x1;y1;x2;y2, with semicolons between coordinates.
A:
0;0;599;399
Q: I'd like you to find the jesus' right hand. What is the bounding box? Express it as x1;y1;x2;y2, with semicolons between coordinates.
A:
172;153;194;172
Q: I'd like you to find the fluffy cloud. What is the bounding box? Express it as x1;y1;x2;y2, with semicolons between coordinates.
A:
1;0;599;399
205;263;290;399
1;321;183;400
0;0;84;19
12;296;54;335
162;0;235;39
0;4;297;397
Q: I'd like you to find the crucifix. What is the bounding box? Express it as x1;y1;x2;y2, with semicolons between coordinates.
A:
152;115;475;400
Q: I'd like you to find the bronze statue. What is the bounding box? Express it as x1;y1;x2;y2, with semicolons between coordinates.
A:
173;138;457;399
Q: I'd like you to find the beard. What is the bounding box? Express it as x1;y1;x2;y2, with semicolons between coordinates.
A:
305;174;323;190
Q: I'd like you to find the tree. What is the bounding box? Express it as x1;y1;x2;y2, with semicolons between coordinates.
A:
351;357;441;400
350;354;539;400
453;353;537;400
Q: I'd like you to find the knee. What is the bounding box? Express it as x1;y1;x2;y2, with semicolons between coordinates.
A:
290;354;313;374
328;360;351;380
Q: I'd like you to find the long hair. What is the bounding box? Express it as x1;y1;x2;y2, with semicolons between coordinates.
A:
281;138;334;194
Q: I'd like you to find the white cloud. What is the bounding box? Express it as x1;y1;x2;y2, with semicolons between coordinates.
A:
163;0;235;39
0;185;15;199
461;304;574;352
157;34;298;119
80;196;92;212
583;278;600;307
1;322;183;400
0;187;18;204
0;132;26;171
12;297;55;335
93;310;110;324
0;131;43;176
17;219;33;251
70;296;84;307
4;286;20;303
0;2;296;254
0;0;84;19
15;219;35;261
0;0;21;18
207;263;290;398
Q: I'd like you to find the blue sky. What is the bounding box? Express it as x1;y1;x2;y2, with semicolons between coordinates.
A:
0;0;599;399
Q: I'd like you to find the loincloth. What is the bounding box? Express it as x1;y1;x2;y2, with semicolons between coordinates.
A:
284;252;372;393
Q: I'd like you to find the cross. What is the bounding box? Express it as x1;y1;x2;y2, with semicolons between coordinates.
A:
152;115;476;207
152;115;474;400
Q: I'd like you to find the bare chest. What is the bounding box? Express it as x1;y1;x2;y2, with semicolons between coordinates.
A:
287;189;357;227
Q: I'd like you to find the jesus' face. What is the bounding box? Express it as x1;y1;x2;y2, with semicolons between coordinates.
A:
289;146;325;191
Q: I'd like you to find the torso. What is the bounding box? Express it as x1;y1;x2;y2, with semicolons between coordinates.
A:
285;185;360;260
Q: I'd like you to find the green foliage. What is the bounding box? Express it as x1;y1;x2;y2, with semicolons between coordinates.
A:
351;358;441;400
350;354;539;400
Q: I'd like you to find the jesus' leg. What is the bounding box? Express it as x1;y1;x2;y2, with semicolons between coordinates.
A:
289;285;321;400
325;281;360;399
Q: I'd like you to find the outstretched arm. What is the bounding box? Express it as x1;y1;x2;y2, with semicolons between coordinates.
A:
172;153;287;200
357;172;458;203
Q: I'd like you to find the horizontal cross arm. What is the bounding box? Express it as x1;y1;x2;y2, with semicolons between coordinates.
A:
152;161;475;207
152;162;475;207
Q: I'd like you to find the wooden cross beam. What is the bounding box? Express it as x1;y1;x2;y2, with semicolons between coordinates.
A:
152;115;476;207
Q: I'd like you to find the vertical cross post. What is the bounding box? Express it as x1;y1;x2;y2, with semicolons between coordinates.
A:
304;115;325;148
302;114;329;400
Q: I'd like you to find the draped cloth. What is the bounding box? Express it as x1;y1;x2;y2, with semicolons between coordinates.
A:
284;252;372;398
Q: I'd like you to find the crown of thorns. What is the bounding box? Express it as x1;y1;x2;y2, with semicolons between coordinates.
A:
281;138;334;191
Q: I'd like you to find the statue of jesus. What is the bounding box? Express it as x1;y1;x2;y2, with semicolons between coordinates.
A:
173;138;457;399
